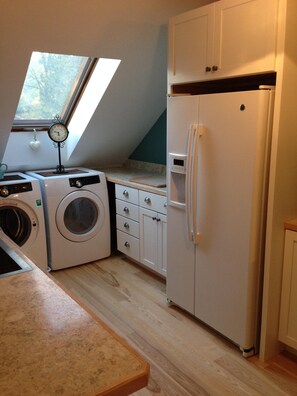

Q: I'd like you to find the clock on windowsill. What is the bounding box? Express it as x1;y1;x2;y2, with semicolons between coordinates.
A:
48;121;69;174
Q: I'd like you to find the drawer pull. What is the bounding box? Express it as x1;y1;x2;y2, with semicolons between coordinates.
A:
124;222;130;229
123;207;129;213
144;197;151;203
124;241;130;248
123;190;129;197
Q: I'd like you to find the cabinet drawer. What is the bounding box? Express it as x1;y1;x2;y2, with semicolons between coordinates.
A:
139;191;167;214
116;199;139;221
116;214;139;238
115;184;139;204
117;230;140;261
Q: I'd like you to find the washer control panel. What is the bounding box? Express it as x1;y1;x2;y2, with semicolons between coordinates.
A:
69;175;100;189
0;182;33;197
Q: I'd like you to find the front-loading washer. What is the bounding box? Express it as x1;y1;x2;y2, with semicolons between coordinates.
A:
0;172;48;271
26;167;110;270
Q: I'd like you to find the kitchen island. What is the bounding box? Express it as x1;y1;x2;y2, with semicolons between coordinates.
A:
0;259;149;395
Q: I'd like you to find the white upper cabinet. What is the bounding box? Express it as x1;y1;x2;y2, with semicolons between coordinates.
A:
168;0;278;86
168;4;215;85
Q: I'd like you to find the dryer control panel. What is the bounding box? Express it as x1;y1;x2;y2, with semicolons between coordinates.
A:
0;182;33;197
69;175;100;189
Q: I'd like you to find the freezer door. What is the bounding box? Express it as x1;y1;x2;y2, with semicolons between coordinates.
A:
166;95;199;313
194;89;273;350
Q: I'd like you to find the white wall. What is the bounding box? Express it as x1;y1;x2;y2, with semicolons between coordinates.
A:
260;0;297;361
0;0;212;171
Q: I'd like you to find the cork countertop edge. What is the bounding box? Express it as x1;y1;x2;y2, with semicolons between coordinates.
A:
284;218;297;232
0;262;149;396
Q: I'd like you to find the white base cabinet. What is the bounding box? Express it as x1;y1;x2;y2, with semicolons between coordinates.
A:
115;184;167;277
279;230;297;350
139;192;167;277
115;185;140;262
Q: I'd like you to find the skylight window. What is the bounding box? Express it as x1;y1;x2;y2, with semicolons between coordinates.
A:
13;51;95;130
66;58;121;160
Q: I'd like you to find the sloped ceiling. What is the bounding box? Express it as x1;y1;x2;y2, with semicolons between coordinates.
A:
0;0;212;171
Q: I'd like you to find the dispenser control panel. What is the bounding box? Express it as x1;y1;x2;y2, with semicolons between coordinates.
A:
169;153;187;174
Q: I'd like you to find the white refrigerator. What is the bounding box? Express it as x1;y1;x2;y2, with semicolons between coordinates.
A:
166;89;274;356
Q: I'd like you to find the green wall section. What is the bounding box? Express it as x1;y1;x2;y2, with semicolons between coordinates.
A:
129;110;166;165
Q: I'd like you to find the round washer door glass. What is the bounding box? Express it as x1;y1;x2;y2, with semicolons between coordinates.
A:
56;191;105;242
0;201;38;247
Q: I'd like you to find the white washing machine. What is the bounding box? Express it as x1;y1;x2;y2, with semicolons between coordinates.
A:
0;172;48;271
27;167;110;270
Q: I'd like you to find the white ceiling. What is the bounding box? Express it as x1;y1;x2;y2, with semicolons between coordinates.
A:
0;0;212;171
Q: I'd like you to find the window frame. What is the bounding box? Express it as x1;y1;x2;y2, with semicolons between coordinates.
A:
12;55;97;132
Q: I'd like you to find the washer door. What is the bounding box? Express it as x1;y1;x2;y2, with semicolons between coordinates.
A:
0;201;37;247
56;190;105;242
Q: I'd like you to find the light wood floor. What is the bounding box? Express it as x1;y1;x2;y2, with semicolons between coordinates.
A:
51;254;297;395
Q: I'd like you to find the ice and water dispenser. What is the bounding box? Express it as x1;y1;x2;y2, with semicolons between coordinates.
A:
168;153;187;207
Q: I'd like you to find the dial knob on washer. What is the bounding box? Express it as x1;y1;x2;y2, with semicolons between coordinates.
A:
75;180;83;188
0;187;9;197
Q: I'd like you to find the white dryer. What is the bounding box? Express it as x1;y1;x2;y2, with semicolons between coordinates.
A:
27;168;110;270
0;172;48;271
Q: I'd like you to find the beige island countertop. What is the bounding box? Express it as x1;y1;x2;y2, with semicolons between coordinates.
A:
0;260;149;395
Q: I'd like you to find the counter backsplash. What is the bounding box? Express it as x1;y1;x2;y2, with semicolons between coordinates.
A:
124;159;166;175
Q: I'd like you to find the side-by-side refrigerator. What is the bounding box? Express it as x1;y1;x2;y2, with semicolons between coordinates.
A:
166;88;274;356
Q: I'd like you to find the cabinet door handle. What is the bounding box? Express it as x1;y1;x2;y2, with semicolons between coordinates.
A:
152;217;157;221
212;65;218;72
123;207;129;213
144;197;151;203
124;222;130;229
124;241;130;247
156;218;161;222
205;66;211;72
164;202;167;208
123;190;129;197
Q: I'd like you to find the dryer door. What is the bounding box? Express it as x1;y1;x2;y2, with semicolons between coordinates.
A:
0;201;38;247
56;190;105;242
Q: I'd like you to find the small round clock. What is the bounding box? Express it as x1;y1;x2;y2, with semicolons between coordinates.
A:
48;122;69;143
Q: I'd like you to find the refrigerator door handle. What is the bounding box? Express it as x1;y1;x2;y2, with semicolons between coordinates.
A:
192;124;204;244
186;125;195;242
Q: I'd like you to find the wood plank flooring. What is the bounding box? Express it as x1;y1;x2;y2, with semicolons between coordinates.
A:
50;254;297;395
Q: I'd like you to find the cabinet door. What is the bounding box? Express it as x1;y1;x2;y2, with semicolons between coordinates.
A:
157;213;167;277
168;3;215;85
139;207;158;272
213;0;277;78
279;230;297;350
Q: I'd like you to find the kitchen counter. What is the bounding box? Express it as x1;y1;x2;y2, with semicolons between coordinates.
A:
284;218;297;232
0;259;149;395
102;162;167;197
